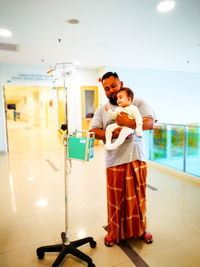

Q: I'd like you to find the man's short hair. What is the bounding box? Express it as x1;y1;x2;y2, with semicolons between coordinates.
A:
101;72;119;83
118;87;134;101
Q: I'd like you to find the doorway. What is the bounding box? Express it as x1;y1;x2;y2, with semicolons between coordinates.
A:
81;86;98;131
81;86;99;145
4;84;58;152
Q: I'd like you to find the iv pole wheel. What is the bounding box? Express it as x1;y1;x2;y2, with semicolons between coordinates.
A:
36;248;45;259
90;240;97;248
88;263;96;267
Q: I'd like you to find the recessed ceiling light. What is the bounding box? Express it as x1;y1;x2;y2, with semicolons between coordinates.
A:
157;0;175;12
0;29;12;37
67;19;79;24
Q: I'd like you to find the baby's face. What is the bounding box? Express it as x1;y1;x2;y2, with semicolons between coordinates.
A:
117;90;132;107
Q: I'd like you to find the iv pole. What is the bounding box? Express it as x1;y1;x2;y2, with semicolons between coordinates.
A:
36;62;96;267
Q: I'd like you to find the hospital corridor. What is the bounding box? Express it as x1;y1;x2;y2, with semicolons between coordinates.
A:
1;0;200;266
0;120;199;267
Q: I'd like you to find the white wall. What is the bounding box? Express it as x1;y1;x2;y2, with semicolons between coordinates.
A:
96;67;108;106
71;68;99;132
106;67;200;124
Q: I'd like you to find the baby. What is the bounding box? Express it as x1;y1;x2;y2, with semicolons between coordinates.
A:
105;87;143;150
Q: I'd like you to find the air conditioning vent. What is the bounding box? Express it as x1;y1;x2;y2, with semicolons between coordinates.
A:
0;43;19;51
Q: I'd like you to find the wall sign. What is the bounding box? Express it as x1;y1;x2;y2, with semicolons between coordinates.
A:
10;73;50;81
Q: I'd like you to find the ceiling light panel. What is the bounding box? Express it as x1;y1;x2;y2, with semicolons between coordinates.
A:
0;29;12;37
157;0;175;12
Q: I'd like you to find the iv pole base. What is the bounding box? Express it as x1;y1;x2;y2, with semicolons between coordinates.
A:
36;232;97;267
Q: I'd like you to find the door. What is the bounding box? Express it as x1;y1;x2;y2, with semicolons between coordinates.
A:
81;86;98;144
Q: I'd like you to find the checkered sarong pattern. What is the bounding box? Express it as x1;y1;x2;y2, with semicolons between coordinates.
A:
106;160;147;243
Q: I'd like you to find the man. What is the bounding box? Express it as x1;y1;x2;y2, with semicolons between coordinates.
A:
89;72;156;246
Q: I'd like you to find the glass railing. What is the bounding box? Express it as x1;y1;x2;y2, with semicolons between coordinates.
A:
144;123;200;177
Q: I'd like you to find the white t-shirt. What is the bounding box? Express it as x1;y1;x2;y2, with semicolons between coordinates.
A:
90;97;156;168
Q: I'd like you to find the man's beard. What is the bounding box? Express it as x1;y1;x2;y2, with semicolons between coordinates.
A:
109;97;118;105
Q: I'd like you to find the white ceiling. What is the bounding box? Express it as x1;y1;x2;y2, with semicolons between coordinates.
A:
0;0;200;72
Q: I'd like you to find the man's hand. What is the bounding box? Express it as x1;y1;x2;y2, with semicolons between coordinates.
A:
112;127;122;139
116;112;155;131
116;112;135;128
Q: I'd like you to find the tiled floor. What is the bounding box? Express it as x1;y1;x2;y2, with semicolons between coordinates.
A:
0;120;200;267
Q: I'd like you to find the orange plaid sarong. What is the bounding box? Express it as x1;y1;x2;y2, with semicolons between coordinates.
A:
106;160;147;243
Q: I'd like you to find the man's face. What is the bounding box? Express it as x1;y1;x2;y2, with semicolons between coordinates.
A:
102;76;122;104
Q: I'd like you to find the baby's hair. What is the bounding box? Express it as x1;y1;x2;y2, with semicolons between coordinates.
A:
118;87;134;101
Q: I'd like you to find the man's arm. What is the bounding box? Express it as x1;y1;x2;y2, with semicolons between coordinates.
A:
116;112;155;130
89;128;105;141
89;127;122;141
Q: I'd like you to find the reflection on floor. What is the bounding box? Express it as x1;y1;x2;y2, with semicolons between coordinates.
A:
0;120;200;267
